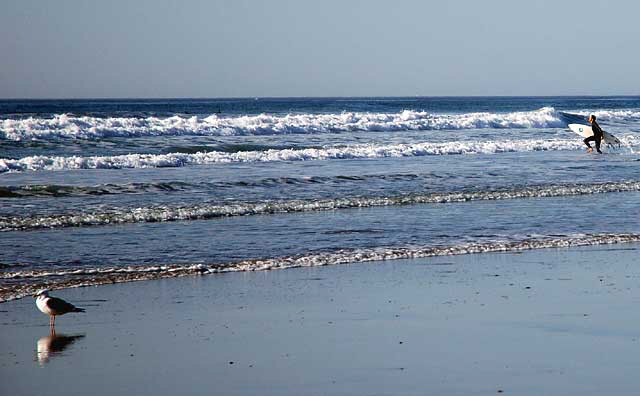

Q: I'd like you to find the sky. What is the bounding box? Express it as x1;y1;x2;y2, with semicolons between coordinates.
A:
1;0;639;98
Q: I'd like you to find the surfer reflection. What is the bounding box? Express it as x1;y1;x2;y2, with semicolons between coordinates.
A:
36;330;85;365
584;114;603;154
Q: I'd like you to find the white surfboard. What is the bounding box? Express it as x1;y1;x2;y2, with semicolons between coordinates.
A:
568;123;621;147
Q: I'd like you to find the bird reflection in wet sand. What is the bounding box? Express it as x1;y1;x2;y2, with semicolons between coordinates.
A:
36;331;85;365
34;290;85;328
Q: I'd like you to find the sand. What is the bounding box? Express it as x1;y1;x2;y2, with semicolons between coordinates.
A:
2;243;640;396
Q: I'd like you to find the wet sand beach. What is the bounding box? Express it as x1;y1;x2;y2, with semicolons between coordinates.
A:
3;243;640;395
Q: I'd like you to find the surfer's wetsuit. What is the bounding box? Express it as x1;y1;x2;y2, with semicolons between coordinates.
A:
584;120;603;153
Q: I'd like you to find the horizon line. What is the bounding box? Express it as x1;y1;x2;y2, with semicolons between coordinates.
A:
1;94;639;101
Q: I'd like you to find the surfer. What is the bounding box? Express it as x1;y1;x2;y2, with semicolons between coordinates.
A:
584;115;603;153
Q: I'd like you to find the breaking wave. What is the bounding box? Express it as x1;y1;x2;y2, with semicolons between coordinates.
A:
2;233;639;302
0;107;566;141
0;138;586;173
2;181;639;231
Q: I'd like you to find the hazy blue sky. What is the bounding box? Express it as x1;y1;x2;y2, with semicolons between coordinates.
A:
2;0;639;98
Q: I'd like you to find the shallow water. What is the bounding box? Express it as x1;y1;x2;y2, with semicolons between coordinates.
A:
1;97;639;300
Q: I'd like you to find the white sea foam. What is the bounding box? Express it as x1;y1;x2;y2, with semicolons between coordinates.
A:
2;181;639;231
0;138;587;173
2;233;639;302
574;109;640;122
0;107;566;141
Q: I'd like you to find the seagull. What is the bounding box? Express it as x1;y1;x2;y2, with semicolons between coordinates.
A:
34;290;85;327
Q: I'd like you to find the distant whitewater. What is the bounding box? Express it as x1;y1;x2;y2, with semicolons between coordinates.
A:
4;107;640;142
1;107;566;140
1;138;590;172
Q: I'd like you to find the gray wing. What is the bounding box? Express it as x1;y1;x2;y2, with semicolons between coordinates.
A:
46;297;78;314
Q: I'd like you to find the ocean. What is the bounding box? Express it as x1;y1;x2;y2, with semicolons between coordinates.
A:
1;96;640;301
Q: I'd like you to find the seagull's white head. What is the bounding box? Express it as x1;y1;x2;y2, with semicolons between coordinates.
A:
33;289;50;298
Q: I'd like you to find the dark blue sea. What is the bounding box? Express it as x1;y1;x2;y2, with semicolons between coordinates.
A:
2;97;640;300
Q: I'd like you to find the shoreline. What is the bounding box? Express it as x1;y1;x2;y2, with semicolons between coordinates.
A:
3;243;640;395
3;232;640;303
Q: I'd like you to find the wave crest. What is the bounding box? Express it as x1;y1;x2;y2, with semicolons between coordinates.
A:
2;181;639;231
